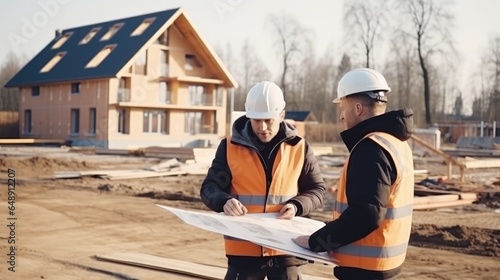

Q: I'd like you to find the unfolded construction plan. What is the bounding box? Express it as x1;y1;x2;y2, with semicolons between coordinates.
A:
156;204;338;265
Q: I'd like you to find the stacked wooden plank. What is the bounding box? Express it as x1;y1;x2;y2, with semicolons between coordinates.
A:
140;146;195;162
44;169;187;180
413;186;478;210
461;157;500;169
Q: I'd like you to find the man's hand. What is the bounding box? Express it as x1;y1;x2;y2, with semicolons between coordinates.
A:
277;203;296;219
292;235;311;249
223;198;248;216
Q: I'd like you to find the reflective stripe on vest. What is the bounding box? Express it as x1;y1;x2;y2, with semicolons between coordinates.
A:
224;138;305;256
331;132;414;271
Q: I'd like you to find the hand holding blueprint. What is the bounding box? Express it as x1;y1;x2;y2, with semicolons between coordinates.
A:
156;204;337;265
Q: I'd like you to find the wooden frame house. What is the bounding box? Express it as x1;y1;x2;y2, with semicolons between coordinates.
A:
5;8;237;149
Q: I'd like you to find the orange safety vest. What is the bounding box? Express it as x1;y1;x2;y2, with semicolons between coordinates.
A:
331;132;414;271
224;138;305;256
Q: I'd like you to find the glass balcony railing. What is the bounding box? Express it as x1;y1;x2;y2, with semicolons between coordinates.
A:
189;94;214;106
160;63;168;77
117;88;131;102
201;125;217;134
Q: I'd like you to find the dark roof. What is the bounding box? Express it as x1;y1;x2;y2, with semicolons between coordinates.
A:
285;111;316;122
5;8;179;87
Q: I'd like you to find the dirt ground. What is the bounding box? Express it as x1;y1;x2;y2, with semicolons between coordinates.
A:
1;146;500;280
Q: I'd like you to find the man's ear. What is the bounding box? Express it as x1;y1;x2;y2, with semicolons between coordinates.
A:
280;110;285;121
355;103;363;115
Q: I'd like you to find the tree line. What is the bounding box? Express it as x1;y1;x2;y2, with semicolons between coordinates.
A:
215;0;500;127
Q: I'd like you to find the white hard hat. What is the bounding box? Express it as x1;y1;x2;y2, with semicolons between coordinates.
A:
245;81;286;119
333;68;391;103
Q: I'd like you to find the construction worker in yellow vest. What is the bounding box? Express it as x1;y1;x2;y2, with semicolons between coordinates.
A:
293;68;415;280
200;81;326;280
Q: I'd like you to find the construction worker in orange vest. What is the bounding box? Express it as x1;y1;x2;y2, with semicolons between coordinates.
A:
293;68;415;280
201;81;326;280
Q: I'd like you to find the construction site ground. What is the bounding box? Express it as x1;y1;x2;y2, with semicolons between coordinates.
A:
1;146;500;280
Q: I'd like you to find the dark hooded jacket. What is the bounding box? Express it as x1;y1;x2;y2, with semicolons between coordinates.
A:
308;108;414;280
200;115;326;268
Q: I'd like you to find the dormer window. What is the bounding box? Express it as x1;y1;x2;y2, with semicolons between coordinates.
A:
40;52;66;73
131;18;155;36
52;32;72;49
185;54;202;70
100;23;123;41
86;45;115;68
80;27;100;44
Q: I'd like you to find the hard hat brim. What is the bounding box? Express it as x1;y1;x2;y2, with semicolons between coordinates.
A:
332;97;341;103
246;111;281;119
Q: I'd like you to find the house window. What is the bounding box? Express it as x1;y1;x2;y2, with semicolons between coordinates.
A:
70;109;80;134
86;45;115;68
24;110;32;134
131;17;155;36
143;110;167;134
89;108;96;134
118;77;131;102
71;82;80;94
100;23;123;41
159;50;168;76
134;50;147;75
185;54;202;70
32;86;40;96
156;29;168;45
80;27;100;44
216;86;224;106
159;82;171;104
52;32;72;49
184;111;202;134
40;52;65;73
117;109;129;134
188;85;204;105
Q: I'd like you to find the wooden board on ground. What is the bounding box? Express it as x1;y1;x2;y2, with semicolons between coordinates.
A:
95;252;332;280
412;192;477;210
96;253;224;280
0;138;65;144
107;170;187;180
462;157;500;169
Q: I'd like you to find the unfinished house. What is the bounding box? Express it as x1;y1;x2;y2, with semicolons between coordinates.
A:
5;8;237;149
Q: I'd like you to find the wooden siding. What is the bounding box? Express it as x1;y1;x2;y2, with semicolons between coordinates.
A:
19;80;109;141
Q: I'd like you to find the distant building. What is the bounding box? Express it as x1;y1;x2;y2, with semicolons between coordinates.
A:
285;111;318;138
5;8;237;149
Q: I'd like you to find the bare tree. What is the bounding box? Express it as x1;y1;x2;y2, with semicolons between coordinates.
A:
287;41;336;115
0;52;25;111
452;92;463;119
386;30;419;113
343;0;388;68
267;13;312;97
397;0;455;125
213;42;239;126
471;58;491;120
330;53;352;123
484;35;500;121
236;39;272;110
435;50;460;121
213;42;238;80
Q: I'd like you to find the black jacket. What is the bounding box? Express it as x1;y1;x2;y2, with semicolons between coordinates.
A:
200;116;326;268
200;116;326;216
309;109;414;280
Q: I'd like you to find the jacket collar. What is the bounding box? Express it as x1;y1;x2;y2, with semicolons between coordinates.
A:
340;108;414;151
